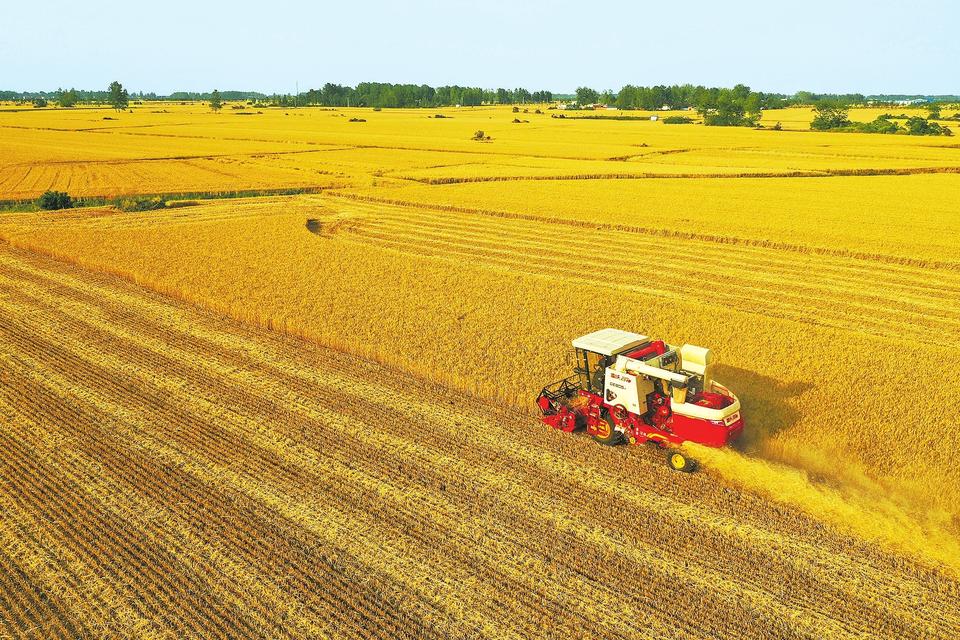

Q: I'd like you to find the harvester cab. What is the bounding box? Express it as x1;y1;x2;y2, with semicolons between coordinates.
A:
537;328;744;472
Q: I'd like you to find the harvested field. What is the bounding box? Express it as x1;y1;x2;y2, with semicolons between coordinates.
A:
0;243;958;639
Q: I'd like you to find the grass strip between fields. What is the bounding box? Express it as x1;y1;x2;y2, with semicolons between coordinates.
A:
0;186;331;213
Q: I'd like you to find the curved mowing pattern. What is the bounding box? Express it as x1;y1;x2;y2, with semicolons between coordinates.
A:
0;244;958;639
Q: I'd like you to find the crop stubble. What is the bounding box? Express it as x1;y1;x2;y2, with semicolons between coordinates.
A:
1;244;957;638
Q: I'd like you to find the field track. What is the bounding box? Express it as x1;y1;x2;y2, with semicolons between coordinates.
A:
0;242;958;639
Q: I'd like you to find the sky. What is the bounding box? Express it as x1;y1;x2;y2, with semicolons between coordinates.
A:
2;0;957;95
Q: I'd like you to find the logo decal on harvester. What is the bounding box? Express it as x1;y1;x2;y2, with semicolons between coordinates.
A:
605;389;617;402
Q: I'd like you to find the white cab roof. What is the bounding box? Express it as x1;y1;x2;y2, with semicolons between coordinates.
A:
572;328;649;356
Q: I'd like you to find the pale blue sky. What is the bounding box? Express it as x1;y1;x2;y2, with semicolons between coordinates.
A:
3;0;957;95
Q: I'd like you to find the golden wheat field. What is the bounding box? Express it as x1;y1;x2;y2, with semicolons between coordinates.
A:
1;102;960;638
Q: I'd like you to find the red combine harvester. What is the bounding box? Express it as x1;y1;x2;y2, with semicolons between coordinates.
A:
536;328;744;472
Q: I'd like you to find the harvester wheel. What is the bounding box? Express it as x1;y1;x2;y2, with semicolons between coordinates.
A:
666;449;697;473
592;413;623;446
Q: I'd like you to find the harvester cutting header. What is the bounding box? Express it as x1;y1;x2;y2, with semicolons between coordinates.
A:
536;328;744;472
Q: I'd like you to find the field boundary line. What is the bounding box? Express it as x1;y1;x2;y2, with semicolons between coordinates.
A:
401;165;960;184
0;147;356;168
0;185;335;209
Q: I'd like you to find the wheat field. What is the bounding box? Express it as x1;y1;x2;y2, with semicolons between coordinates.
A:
1;102;959;638
1;243;958;639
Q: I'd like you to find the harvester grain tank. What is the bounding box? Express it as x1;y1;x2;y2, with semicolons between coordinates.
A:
536;328;744;472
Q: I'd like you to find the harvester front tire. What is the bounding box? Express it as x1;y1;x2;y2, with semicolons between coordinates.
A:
592;414;623;446
666;450;697;473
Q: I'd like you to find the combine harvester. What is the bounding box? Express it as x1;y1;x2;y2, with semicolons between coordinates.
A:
536;328;744;472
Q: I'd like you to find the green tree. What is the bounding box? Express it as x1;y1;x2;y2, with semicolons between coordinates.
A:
926;103;941;120
37;190;73;210
209;89;223;111
810;104;850;131
531;90;553;103
58;88;78;107
744;92;763;116
731;83;751;103
860;115;900;134
460;88;483;106
905;116;951;136
700;87;758;127
376;88;399;108
575;86;599;105
108;81;129;111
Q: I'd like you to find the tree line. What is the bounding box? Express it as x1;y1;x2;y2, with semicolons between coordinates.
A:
1;83;554;109
569;84;783;127
4;81;956;114
294;83;554;108
0;87;161;107
576;84;784;112
811;102;953;136
168;90;267;101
